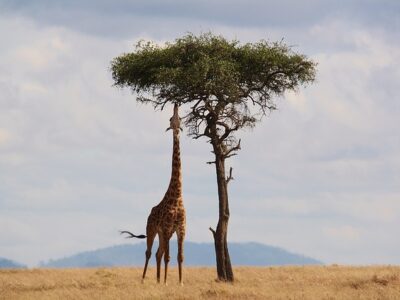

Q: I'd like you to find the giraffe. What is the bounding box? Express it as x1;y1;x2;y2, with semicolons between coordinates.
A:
121;103;186;285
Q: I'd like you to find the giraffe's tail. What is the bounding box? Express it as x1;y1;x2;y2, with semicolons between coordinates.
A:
120;230;146;239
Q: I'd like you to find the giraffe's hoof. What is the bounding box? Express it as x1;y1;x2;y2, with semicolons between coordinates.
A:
141;279;145;284
164;282;168;286
180;282;184;287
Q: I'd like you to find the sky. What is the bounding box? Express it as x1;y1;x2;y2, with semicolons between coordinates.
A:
0;0;399;267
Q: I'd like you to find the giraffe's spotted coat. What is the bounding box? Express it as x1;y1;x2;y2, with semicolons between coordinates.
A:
142;104;186;285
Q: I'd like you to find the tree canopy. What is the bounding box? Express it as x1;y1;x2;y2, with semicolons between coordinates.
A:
111;33;316;150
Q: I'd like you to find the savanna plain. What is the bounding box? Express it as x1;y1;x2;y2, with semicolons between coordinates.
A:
1;266;400;299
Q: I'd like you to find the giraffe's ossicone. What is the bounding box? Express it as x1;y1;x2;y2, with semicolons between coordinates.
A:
121;103;186;285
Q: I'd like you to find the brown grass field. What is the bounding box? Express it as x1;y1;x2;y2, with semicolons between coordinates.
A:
1;266;400;299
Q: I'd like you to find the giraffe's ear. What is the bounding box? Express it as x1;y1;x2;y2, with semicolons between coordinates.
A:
180;127;183;132
166;127;172;132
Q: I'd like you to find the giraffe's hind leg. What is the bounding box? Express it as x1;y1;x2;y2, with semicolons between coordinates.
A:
156;233;166;283
142;228;156;283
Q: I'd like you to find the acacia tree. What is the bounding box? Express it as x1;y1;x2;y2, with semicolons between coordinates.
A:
111;33;316;282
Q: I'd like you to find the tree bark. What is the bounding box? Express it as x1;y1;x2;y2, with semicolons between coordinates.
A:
210;146;234;282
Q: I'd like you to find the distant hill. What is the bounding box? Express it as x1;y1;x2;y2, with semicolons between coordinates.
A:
0;257;26;269
40;241;322;268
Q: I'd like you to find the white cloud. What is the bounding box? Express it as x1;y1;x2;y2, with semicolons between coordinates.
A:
0;128;11;145
13;37;68;70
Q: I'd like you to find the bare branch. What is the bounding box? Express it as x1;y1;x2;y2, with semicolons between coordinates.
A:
224;139;241;158
192;133;207;140
160;101;168;111
209;227;216;238
225;153;238;159
191;98;203;111
217;121;240;142
226;167;234;184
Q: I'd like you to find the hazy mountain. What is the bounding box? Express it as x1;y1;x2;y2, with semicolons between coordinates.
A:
40;241;322;268
0;257;26;269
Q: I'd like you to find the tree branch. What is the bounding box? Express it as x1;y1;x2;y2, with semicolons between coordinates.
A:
225;153;238;159
226;167;234;184
209;227;216;238
217;121;240;142
224;139;241;158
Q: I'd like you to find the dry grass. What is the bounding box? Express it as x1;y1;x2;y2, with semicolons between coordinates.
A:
1;266;400;299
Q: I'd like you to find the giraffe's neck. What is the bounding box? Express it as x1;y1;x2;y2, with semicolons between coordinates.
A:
164;130;182;204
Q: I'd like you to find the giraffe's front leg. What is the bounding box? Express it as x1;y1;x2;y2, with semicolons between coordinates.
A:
163;239;170;285
177;228;185;286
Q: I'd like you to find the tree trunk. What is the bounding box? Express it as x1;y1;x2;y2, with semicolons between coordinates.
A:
210;149;234;282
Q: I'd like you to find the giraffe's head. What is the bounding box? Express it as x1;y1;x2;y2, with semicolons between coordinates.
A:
166;103;182;133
